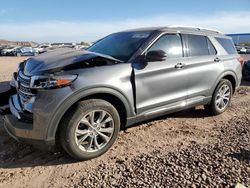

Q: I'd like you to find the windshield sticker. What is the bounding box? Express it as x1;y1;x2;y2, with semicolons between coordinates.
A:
132;33;150;39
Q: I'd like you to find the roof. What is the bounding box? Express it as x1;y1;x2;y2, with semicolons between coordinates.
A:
121;26;225;36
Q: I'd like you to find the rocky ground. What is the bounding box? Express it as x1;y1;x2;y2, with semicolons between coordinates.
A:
0;57;249;188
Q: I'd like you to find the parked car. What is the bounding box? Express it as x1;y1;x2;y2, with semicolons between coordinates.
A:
33;44;52;54
235;45;242;53
239;46;250;54
3;26;243;160
243;60;250;80
0;46;7;56
14;47;38;56
1;46;18;56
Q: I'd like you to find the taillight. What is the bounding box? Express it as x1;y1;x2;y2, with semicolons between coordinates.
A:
237;57;244;67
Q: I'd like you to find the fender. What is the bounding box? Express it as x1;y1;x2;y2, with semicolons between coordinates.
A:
46;86;135;141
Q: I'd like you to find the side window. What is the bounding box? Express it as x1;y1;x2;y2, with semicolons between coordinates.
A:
187;34;209;56
207;38;217;55
149;34;183;58
215;37;237;54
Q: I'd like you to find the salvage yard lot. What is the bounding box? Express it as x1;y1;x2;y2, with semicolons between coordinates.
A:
0;56;249;187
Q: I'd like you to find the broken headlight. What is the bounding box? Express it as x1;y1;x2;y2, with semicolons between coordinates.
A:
30;75;77;89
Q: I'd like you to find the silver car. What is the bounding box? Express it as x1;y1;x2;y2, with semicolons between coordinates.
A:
3;26;243;160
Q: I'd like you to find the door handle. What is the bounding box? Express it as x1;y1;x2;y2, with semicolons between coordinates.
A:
175;63;185;69
214;57;221;62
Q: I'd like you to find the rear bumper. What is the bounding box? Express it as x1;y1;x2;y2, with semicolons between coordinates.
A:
3;114;55;150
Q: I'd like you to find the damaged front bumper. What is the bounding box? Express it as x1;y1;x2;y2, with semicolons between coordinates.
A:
3;94;55;150
3;114;55;149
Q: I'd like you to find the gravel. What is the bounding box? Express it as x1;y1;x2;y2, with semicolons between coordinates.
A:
75;115;250;188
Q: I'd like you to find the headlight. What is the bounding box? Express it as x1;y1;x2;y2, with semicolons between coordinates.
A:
30;75;77;89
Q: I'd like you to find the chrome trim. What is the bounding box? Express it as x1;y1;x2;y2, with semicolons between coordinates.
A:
19;89;34;96
20;82;30;88
19;71;30;80
9;97;21;119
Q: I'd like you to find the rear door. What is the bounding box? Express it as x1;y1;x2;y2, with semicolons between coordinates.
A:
182;34;224;103
134;33;189;114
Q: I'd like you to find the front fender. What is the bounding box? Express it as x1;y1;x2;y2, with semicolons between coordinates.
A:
46;86;134;141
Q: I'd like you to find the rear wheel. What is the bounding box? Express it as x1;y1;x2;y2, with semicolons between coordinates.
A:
205;79;232;115
60;99;120;160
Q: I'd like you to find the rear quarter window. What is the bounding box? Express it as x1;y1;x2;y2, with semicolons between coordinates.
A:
215;37;237;54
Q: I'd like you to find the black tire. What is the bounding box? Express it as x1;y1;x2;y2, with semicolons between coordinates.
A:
59;99;120;160
205;79;233;115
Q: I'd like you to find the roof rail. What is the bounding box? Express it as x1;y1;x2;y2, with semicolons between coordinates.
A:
168;25;223;34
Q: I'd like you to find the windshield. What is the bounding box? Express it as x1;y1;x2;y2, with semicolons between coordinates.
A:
88;31;152;61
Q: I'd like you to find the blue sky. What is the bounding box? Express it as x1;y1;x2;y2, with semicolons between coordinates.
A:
0;0;250;42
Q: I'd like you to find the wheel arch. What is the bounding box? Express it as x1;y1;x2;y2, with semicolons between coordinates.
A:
213;71;238;94
47;87;134;142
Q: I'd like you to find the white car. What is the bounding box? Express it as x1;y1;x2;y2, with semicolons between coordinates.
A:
240;46;250;54
33;45;52;54
1;46;19;56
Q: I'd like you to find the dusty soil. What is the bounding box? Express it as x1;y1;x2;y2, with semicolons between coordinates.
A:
0;57;249;188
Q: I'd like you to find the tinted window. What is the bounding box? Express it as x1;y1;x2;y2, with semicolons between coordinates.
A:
88;31;152;61
215;37;237;54
149;34;183;58
207;38;217;55
187;35;209;56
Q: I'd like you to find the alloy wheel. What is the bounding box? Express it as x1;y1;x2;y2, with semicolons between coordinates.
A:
215;84;231;111
75;110;114;153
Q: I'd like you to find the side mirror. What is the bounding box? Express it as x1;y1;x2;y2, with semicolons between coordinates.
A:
145;50;167;62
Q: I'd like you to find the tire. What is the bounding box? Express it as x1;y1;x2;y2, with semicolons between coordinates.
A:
205;79;233;115
59;99;120;160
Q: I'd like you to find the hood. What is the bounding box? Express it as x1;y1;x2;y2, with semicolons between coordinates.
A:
23;48;122;76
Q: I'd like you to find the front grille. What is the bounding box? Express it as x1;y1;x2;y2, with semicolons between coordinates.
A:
17;71;35;103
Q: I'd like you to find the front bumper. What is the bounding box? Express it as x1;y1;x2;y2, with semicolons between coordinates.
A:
3;114;55;150
3;94;55;150
3;85;74;149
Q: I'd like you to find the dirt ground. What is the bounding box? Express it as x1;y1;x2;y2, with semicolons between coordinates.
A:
0;56;249;187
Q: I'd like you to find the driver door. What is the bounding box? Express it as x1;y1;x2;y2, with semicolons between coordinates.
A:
134;33;189;114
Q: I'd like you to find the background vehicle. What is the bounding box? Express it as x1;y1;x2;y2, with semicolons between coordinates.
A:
0;46;7;56
1;46;19;56
3;27;242;160
235;45;242;53
14;47;38;56
243;60;250;80
239;46;250;54
33;44;52;54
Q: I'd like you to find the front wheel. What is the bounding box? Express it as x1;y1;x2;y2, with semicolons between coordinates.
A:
60;99;120;160
205;79;233;115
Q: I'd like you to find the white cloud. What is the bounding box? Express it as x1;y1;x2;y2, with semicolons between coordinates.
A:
0;11;250;43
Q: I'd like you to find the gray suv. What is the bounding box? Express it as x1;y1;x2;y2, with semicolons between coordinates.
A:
3;27;243;160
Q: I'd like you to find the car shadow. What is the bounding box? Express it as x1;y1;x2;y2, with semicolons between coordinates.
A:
0;123;78;169
227;149;250;162
0;81;13;107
